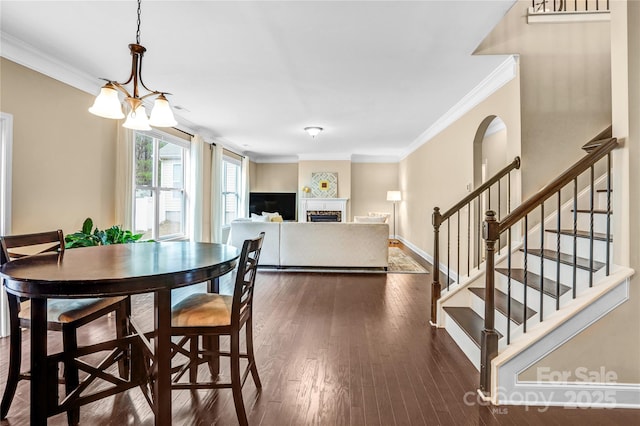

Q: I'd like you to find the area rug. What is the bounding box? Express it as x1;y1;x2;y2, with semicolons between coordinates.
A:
387;247;428;274
257;247;428;274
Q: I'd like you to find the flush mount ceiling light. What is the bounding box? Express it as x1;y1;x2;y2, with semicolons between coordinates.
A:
304;126;323;138
88;0;176;131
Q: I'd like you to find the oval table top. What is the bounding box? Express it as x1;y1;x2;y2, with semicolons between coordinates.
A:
0;241;240;299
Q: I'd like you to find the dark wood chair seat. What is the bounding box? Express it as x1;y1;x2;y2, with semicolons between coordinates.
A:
169;233;264;426
0;230;131;425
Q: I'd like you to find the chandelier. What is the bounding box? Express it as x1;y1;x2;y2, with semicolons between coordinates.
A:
88;0;176;130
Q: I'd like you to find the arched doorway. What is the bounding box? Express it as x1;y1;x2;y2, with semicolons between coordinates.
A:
471;115;510;264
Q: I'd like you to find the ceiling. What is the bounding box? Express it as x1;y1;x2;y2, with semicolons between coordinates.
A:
0;1;515;162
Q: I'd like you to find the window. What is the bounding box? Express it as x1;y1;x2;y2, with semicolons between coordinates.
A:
0;113;12;237
0;112;13;337
222;156;242;225
133;130;189;240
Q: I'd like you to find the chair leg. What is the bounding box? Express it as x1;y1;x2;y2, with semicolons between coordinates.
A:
202;335;220;379
230;332;248;426
62;326;80;425
115;299;131;379
246;317;261;389
0;319;22;419
189;336;198;383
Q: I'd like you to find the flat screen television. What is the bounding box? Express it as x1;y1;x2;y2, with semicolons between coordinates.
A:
249;192;297;221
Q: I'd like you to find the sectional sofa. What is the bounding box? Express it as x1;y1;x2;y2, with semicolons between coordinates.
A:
228;220;389;269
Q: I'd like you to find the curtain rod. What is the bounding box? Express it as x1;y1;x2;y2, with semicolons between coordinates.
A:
174;127;220;147
173;127;194;138
173;127;247;158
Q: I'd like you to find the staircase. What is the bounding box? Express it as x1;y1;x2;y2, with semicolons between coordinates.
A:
432;135;635;404
442;174;612;369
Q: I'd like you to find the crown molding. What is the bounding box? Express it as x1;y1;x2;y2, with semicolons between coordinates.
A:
401;55;518;160
1;31;99;95
351;154;400;163
297;153;353;161
3;31;517;164
251;155;300;164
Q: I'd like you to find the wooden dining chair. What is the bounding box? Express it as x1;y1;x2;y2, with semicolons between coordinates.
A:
170;233;264;426
0;230;130;425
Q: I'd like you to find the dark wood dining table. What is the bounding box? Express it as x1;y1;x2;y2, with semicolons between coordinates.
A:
0;241;240;425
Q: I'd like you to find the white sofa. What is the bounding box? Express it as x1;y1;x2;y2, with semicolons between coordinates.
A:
227;220;281;265
229;220;389;268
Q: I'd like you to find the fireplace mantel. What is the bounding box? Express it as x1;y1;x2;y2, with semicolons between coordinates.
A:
300;198;348;222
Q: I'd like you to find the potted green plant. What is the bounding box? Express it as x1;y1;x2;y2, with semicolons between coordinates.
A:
65;218;144;248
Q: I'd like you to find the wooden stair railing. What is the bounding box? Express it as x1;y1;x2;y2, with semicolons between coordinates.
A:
431;156;521;324
480;136;617;396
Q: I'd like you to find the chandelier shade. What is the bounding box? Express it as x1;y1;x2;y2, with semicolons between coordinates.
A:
88;83;125;119
123;105;151;131
149;94;178;127
88;0;176;129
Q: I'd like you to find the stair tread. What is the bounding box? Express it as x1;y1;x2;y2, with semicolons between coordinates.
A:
545;229;612;242
443;307;502;348
468;287;537;325
496;268;571;298
572;209;612;214
521;248;605;272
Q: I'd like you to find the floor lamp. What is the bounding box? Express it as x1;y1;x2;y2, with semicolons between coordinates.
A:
387;190;401;244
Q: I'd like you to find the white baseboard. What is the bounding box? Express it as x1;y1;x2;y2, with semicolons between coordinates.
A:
397;235;432;264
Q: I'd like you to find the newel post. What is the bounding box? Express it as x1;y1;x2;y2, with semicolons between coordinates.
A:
480;210;499;395
430;207;442;325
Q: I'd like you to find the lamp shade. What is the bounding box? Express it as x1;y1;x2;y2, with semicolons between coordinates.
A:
88;84;125;119
123;105;151;130
387;190;402;202
149;94;177;127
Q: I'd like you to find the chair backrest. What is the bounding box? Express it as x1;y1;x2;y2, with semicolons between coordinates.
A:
231;232;264;325
0;230;65;266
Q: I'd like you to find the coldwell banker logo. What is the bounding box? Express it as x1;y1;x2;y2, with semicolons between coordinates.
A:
463;366;619;413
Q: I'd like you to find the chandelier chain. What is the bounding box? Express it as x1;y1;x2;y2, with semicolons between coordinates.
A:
136;0;142;45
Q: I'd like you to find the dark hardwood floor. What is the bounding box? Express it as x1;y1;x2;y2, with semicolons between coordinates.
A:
1;256;638;425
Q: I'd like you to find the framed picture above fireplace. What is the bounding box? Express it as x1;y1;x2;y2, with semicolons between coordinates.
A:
311;172;338;198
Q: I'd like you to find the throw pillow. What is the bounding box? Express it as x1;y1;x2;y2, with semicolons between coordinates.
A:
270;214;284;223
262;211;280;220
354;215;386;223
251;214;269;222
368;212;390;223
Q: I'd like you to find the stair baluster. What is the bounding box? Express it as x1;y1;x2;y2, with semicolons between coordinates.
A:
430;157;521;324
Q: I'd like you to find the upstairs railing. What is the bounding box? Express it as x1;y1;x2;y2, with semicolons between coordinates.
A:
532;0;610;13
480;136;617;395
430;157;521;324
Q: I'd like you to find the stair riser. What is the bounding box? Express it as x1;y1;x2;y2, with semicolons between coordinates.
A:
575;212;611;234
494;273;559;315
523;255;594;285
544;234;610;264
469;291;540;338
596;191;612;211
443;311;480;370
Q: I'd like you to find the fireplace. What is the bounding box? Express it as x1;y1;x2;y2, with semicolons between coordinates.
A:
300;198;348;222
307;210;342;222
